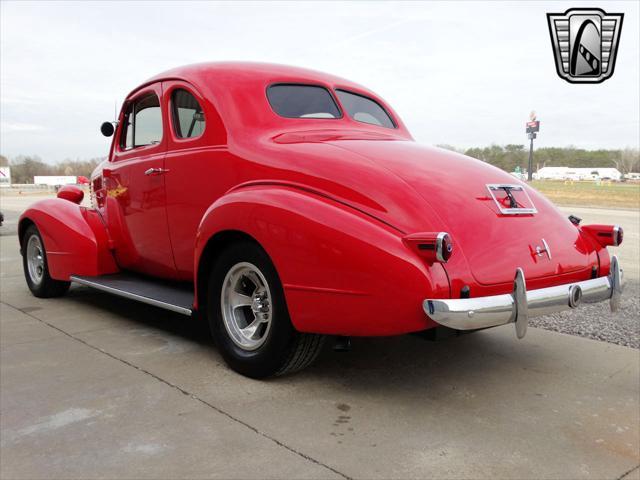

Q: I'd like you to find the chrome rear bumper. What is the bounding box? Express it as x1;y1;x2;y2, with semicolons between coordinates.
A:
423;256;623;339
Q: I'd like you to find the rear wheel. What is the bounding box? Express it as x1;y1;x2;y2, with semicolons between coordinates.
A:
208;241;325;378
22;224;70;298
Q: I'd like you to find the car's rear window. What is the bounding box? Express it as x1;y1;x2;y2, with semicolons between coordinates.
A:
267;84;341;119
336;89;395;128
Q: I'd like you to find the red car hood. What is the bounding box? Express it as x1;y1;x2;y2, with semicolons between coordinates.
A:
319;139;596;286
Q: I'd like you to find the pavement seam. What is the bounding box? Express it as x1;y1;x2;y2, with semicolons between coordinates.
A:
608;362;633;379
1;300;352;480
617;464;640;480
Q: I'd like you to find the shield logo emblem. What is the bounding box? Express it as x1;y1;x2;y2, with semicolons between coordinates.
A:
547;8;624;83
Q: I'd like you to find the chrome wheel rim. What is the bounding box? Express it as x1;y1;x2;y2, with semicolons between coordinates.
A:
26;234;45;286
221;262;273;351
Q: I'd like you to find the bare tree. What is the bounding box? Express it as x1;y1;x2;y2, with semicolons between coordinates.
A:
612;147;640;176
8;156;105;183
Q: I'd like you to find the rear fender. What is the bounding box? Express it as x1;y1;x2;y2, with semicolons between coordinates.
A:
194;185;450;336
19;199;119;280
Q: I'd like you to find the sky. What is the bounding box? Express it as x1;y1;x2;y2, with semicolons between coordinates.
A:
1;0;638;163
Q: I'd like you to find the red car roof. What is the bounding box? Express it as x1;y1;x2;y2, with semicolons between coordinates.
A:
125;62;411;141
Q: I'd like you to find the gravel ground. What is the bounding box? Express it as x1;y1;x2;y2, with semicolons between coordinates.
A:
530;280;640;349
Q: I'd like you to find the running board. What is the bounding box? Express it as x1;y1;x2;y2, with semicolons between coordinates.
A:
70;273;194;316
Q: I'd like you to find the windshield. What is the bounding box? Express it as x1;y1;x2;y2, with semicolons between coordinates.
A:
267;84;341;119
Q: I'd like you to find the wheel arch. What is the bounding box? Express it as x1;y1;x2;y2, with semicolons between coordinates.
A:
192;185;450;336
195;229;263;316
18;217;35;252
18;199;119;280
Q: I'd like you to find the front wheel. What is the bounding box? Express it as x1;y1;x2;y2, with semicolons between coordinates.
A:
22;224;70;298
208;241;325;378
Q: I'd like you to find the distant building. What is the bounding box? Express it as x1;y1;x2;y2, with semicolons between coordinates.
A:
534;167;622;181
34;176;78;186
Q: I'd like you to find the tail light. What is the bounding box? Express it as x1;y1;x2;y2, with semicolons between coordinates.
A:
403;232;454;264
581;224;623;247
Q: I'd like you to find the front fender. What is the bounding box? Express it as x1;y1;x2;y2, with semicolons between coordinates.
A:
19;199;118;281
195;185;450;336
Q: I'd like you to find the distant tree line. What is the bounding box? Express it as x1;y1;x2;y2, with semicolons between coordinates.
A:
436;145;640;176
1;146;639;184
0;155;105;184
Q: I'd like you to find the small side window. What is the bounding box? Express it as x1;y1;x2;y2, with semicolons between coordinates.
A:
172;89;205;138
120;94;163;149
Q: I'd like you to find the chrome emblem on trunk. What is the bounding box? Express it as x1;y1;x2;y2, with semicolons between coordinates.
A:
533;238;552;260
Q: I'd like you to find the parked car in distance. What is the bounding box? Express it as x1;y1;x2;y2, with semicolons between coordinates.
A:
19;62;624;377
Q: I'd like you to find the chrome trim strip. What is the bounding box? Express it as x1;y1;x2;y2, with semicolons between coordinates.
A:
541;238;552;260
70;275;193;316
613;225;621;246
424;256;623;338
435;232;449;263
609;255;622;311
513;268;528;339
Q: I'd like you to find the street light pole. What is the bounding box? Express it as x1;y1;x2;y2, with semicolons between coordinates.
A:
527;134;534;181
525;112;540;181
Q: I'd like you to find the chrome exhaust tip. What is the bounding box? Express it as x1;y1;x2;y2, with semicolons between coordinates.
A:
568;284;582;308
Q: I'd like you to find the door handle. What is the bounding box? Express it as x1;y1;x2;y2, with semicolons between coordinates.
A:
144;168;170;176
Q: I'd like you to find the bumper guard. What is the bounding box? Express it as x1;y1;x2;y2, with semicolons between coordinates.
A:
424;256;623;339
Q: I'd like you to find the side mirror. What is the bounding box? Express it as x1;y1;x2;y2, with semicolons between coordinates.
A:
101;121;115;137
57;185;84;204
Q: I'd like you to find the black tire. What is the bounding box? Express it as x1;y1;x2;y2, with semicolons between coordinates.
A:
208;241;325;378
22;224;70;298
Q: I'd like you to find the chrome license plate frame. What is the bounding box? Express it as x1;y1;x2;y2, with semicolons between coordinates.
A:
486;184;537;215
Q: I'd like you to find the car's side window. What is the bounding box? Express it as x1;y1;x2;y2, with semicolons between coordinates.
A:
335;89;396;129
172;89;205;139
120;94;163;150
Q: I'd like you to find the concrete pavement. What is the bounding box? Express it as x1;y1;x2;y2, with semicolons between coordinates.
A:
1;196;639;479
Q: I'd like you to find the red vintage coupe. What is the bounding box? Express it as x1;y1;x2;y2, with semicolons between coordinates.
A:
19;63;624;377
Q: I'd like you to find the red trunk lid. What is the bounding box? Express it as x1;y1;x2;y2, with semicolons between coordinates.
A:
330;140;595;286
